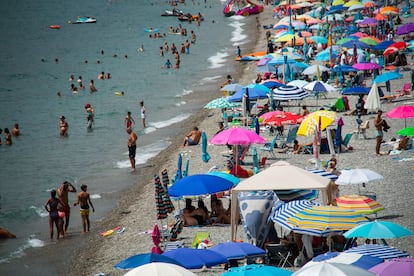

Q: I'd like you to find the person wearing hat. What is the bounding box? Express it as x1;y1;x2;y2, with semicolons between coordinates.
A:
59;116;69;137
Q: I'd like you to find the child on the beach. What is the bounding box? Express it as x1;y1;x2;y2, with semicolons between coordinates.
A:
73;184;95;233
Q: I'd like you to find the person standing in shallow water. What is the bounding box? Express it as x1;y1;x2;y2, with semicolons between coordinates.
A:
59;116;69;137
73;184;95;233
140;101;146;128
44;190;64;240
57;181;77;234
126;127;138;171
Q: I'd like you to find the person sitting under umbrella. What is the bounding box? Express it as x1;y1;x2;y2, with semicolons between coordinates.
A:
181;199;209;226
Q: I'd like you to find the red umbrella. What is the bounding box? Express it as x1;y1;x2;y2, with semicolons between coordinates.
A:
390;41;407;50
383;46;399;56
260;111;303;126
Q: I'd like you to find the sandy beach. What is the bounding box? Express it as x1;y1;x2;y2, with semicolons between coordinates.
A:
68;4;414;276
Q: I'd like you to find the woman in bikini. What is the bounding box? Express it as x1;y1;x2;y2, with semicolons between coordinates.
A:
44;190;64;240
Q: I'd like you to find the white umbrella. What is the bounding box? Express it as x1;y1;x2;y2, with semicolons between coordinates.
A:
303;81;337;94
336;169;384;185
348;3;365;11
302;64;330;75
287;80;309;88
293;261;376;276
364;82;381;111
124;262;196;276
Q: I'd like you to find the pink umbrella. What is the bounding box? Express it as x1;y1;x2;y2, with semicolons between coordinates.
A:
210;127;266;145
386;105;414;127
352;62;382;70
369;258;414;275
151;224;163;254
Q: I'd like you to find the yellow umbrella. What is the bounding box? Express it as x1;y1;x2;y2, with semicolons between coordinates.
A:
332;0;344;5
297;110;336;137
275;34;297;43
344;1;361;7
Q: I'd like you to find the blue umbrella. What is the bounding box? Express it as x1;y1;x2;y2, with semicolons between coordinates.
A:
254;117;260;135
201;132;210;163
271;200;320;231
341;40;370;49
343;220;413;239
328;5;345;14
174;153;183;182
373;71;403;83
163;248;227;269
114;253;182;269
228;85;269;102
168;174;235;197
372;40;394;51
345;244;410;259
333;64;357;72
261;80;285;89
222;264;292;276
207;171;240;185
342;86;370;95
268;56;298;66
210;242;266;260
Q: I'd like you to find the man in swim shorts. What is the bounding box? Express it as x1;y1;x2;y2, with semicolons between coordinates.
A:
73;184;95;233
57;181;77;233
126;127;138;171
183;126;202;147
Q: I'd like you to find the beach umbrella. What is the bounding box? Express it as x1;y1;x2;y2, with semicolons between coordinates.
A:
182;159;189;177
359;36;381;45
385;105;414;127
373;40;394;51
201;132;210;163
220;83;243;93
151;223;162;248
336;168;383;185
287;80;309;88
207;171;240;185
286;205;368;237
348;3;365;11
364;82;381;111
260;110;303;126
345;244;410;260
210;127;266;145
373;71;403;83
260;79;285;89
114;253;182;270
336;37;354;45
336;194;384;215
397;127;414;136
302;64;330;75
275;190;319;201
204;97;241;109
228;85;269;102
124;262;196;276
343;220;413;239
272;85;310;100
306;252;383;270
160;169;174;210
303;81;337;96
342;86;370;95
155;175;174;220
168;174;235;197
383;46;399;57
358;18;378;27
210;242;266;260
221;264;293;276
267;56;299;66
297;110;336;137
341;39;370;49
163;248;227;269
271;199;320;232
352;62;382;70
380;6;399;15
293;260;376;276
254;117;259;135
375;13;387;21
369;258;414;276
174;153;183;182
333;64;357;73
396;22;414;35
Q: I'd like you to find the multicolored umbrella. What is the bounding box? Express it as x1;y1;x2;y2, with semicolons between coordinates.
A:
155;174;175;220
336;194;384;215
369;258;414;275
286;205;368;236
397;127;414;136
207;171;240;185
272;199;320;231
204;97;240;109
297;110;336;137
345;244;410;259
343;220;413;239
307;252;383;270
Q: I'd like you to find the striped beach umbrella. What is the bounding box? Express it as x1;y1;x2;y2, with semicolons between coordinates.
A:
336;194;384;215
275;190;319;201
307;252;383;270
272;85;310;101
286;205;368;236
272;200;321;231
345;244;410;259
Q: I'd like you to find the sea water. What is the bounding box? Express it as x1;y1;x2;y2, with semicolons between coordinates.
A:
0;0;253;272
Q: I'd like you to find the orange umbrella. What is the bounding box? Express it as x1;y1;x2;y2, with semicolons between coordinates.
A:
364;1;376;8
286;37;314;46
374;13;387;21
300;31;313;37
380;6;399;15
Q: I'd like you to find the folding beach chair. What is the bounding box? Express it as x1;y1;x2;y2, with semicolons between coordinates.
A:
265;243;294;267
260;136;278;157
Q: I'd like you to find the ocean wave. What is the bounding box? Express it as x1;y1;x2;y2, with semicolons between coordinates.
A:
90;194;101;199
151;113;191;129
229;18;247;45
29;206;49;218
0;237;45;264
175;100;186;107
208;51;229;69
116;140;171;168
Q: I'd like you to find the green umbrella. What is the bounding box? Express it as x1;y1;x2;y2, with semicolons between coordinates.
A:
397;127;414;136
336;37;353;45
204;97;240;109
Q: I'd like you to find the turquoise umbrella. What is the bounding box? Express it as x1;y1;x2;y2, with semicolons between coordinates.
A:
221;264;292;276
204;97;240;109
201;132;210;163
252;147;259;174
343;220;413;239
311;35;328;44
207;171;240;185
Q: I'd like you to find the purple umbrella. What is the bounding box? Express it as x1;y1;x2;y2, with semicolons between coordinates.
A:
396;22;414;35
359;18;378;26
352;62;382;71
369;258;414;275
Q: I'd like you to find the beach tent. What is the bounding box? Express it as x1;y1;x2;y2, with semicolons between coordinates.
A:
230;161;330;241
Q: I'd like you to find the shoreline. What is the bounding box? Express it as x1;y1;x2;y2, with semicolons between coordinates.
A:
66;6;270;276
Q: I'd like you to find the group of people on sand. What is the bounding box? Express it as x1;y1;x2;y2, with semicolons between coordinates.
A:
44;181;95;239
0;123;20;146
180;196;231;227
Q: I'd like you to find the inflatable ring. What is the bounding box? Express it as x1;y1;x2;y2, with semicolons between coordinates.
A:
115;91;124;96
49;25;61;29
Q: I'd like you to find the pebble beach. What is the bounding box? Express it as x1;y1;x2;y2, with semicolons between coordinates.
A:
67;3;414;276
